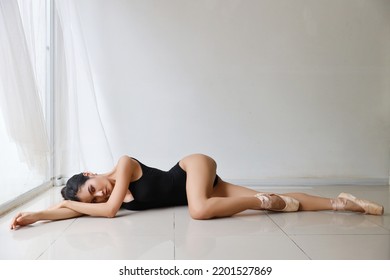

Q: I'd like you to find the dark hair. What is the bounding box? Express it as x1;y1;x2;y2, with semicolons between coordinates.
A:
61;173;90;201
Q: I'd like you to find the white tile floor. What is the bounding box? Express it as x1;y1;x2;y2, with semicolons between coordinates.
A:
0;185;389;260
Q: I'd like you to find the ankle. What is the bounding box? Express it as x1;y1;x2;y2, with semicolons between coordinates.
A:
331;197;346;212
254;193;288;211
254;193;272;209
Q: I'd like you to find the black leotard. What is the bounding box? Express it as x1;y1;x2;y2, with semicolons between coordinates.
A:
121;158;219;211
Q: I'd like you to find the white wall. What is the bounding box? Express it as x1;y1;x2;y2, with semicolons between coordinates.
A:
73;0;390;184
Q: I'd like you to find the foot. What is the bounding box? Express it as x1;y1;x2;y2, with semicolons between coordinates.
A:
331;193;384;215
255;193;299;212
331;198;364;213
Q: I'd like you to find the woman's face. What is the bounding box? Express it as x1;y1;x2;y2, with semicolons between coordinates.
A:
77;174;113;203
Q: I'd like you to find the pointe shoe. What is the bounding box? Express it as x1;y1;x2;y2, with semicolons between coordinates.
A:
255;193;300;212
333;193;384;215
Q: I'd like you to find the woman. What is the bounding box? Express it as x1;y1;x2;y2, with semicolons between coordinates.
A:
10;154;384;229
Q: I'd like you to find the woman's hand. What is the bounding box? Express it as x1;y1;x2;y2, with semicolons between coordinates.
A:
10;212;39;230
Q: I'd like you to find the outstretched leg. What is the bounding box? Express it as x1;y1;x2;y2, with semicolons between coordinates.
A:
282;192;335;211
283;192;383;215
179;154;384;218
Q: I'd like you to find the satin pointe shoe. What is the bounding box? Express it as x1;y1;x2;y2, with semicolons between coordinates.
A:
255;193;300;212
332;193;384;215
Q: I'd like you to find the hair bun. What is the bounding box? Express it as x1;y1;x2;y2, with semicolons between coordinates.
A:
60;186;67;199
60;173;88;201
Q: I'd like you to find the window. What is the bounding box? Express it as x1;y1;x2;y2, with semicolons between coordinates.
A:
0;0;51;209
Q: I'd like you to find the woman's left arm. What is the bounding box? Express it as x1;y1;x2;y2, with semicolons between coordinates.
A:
61;156;134;218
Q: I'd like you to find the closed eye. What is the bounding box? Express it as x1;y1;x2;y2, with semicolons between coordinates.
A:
88;185;95;194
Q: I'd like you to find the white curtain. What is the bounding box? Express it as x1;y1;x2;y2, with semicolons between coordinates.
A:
0;0;49;205
0;0;49;176
55;0;114;177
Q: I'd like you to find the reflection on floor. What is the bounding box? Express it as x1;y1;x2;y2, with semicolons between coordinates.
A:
0;185;389;259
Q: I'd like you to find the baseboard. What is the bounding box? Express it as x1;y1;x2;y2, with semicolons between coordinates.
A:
226;177;389;187
0;181;53;217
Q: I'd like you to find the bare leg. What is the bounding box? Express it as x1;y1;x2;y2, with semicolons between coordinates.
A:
282;193;333;211
283;192;365;213
212;180;258;197
179;154;285;219
179;154;375;218
211;182;367;213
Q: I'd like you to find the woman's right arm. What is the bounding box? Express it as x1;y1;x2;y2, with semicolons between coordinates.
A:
10;207;83;230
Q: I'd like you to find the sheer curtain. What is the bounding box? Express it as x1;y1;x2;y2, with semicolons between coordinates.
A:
0;0;112;208
0;0;49;206
55;0;114;178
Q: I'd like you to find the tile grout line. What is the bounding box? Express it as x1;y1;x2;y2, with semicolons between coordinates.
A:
367;218;390;232
35;218;79;260
266;213;312;260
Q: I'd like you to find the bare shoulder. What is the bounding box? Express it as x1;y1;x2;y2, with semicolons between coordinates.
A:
116;155;136;167
117;155;131;162
115;155;141;181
